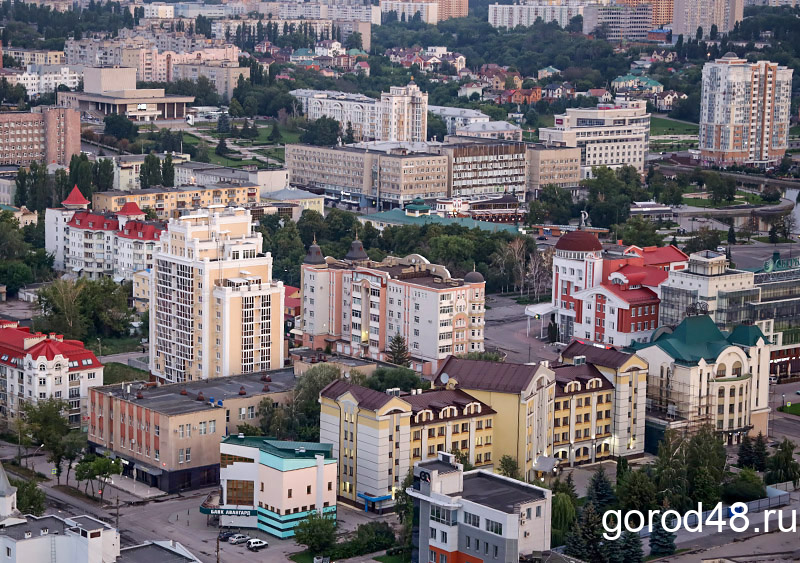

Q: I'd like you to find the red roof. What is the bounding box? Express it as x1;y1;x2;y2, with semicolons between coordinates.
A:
612;264;668;287
117;220;164;241
116;201;144;216
61;185;90;206
639;245;688;266
602;283;659;304
285;296;301;310
68;211;119;231
0;326;100;371
555;230;603;252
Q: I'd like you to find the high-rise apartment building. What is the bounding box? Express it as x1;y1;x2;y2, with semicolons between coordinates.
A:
699;55;793;167
582;3;653;42
673;0;743;38
488;0;591;29
437;0;468;19
290;83;428;142
538;99;650;179
380;0;440;24
301;242;486;375
0;107;80;167
617;0;674;26
149;208;285;384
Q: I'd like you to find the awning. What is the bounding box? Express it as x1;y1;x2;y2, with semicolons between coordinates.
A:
357;492;393;502
113;276;124;283
289;328;303;336
532;455;559;473
525;302;555;319
71;266;83;272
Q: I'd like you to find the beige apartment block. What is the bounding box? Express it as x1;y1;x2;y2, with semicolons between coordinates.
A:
526;143;581;196
674;0;742;37
172;61;250;100
5;48;64;65
0;107;80;167
149;208;285;384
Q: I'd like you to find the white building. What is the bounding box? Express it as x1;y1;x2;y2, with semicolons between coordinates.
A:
0;320;103;428
488;0;590;29
380;0;440;23
428;105;489;135
44;186;91;271
699;54;793;167
290;83;428;143
15;65;84;98
113;153;191;192
141;2;175;18
314;40;343;57
539;98;650;179
673;0;743;38
582;3;653;42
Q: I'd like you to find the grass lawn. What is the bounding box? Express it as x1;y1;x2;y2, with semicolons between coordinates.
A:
650;116;699;136
103;362;149;385
779;402;800;416
257;147;285;162
182;133;201;146
208;153;263;168
5;462;49;482
289;552;315;563
538;114;555;128
87;337;141;356
253;122;301;145
791;125;800;137
755;236;796;244
374;555;411;563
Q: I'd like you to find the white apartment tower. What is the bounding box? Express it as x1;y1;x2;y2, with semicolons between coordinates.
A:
290;82;428;143
673;0;743;38
538;98;650;179
149;208;285;384
699;54;793;167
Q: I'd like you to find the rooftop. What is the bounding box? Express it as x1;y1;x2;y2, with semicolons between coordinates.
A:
418;459;460;474
221;436;335;460
118;541;198;563
435;357;543;394
93;369;295;416
561;340;633;369
264;187;323;201
461;472;546;513
320;379;395;411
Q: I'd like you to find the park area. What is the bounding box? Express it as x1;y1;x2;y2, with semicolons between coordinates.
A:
650;116;699;136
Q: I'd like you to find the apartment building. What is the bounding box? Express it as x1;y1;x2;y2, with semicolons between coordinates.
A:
45;186;91;271
112;153;191;192
617;0;674;26
139;2;175;18
408;452;551;563
526;144;581;196
673;0;743;37
172;61;250;100
64;37;149;66
286;144;448;208
380;0;440;24
88;371;294;492
554;341;647;464
212;436;337;537
133;269;151;313
699;55;793;167
549;229;688;345
0;320;103;428
120;45;240;82
0;514;120;563
433;137;527;199
210;18;333;41
488;0;590;29
432;358;555;480
319;380;494;511
4;48;64;65
539;99;650;179
632;315;771;444
92;182;260;220
0;107;80;167
582;3;653;42
149;208;285;384
302;245;486;375
274;2;380;25
10;64;84;98
437;0;468;19
428;106;489;135
290;83;428;143
455;121;522;141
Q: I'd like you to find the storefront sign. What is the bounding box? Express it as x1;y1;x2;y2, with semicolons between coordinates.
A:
763;256;800;273
200;507;256;516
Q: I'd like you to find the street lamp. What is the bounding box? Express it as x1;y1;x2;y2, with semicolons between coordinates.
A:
97;337;102;357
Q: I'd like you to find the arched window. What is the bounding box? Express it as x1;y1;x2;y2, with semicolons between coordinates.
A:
732;361;743;376
38;364;46;371
729;387;735;397
716;365;727;378
718;387;725;398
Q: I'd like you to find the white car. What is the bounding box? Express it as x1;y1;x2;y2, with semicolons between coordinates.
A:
228;534;250;545
247;539;268;551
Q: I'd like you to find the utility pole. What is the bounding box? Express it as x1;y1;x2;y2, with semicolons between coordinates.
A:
216;534;220;563
115;496;120;531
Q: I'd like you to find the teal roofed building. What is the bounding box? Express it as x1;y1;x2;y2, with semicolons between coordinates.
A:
208;436;337;538
631;314;771;451
611;74;664;94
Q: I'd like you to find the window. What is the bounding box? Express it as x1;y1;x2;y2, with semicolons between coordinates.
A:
464;511;480;527
430;528;437;540
154;449;159;461
209;420;216;434
440;531;448;543
248;406;255;419
429;551;436;563
199;422;207;435
226;479;254;506
485;519;503;535
185;448;191;462
178;449;184;463
154;424;159;436
439;555;447;563
288;489;292;498
307;485;311;494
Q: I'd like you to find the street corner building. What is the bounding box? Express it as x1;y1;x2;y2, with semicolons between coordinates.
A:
204;436;337;538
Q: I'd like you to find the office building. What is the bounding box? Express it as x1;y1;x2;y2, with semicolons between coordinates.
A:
526;144;581;196
699;55;793;167
380;0;440;23
286;143;448;208
0;107;80;167
88;371;294;492
149;208;285;384
632;315;771;445
673;0;742;37
428;106;489;135
617;0;674;26
539;99;650;179
302;244;486;375
0;320;103;428
488;0;590;29
92;182;260;220
434;137;527;199
582;3;653;42
320;380;495;511
290;83;428;143
408;452;551;563
138;2;175;18
172;61;250;100
211;436;337;537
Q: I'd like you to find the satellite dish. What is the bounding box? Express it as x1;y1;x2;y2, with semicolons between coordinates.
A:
344;371;350;379
439;373;449;385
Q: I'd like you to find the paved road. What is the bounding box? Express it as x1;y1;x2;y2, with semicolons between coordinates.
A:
483;295;558;365
730;241;799;270
98;351;148;365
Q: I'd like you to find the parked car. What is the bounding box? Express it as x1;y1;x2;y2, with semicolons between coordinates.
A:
795;389;800;395
716;246;726;252
246;539;268;551
228;534;250;545
218;530;236;541
537;236;547;241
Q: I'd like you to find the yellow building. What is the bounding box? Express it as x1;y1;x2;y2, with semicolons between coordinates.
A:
434;357;555;481
92;182;260;220
319;380;494;511
149;207;285;384
132;269;151;313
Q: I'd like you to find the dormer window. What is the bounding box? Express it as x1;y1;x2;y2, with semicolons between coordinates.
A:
76;220;81;225
88;222;93;228
138;232;143;238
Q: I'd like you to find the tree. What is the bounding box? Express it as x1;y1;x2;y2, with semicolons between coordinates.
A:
92;158;115;192
738;434;754;468
228;98;244;118
727;224;737;245
342;122;355;144
659;181;684;206
236;423;264;436
564;519;587;559
427;112;448;141
139;153;162;189
294;511;336;555
268;125;283;143
576;502;607;562
686;424;725;504
722;467;766;503
653;429;690;512
216;112;231;134
450;448;474;471
0;262;33;297
344;31;362;50
753;432;768;472
620;530;644;563
10;479;45;516
103;114;138;141
765;438;800;486
551;492;576;547
586;466;616;511
300;116;340;146
552;473;578;509
92;455;122;501
683;227;721;254
649;516;676;557
215;138;230;156
618;468;656;515
620;216;663;247
395;469;414;549
62;431;86;487
498;455;521;480
387;332;410;367
161;154;175;187
616;456;630;485
364;367;429;392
